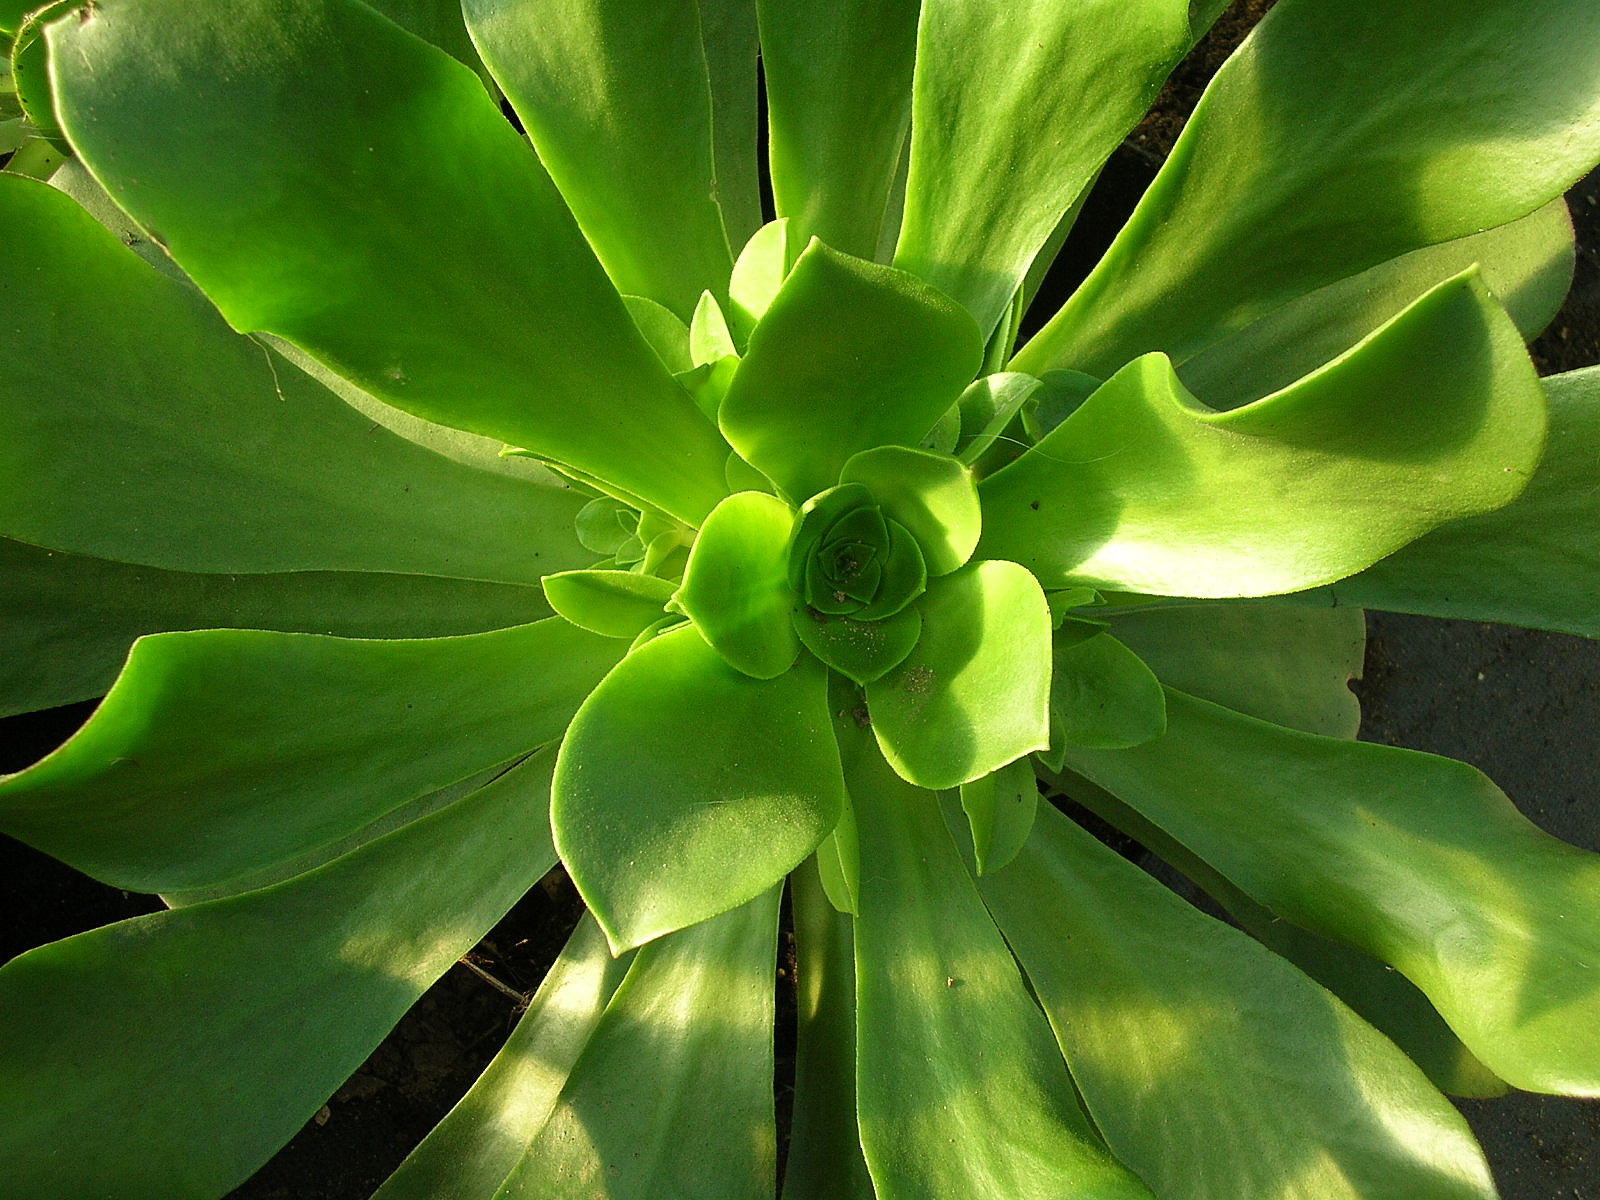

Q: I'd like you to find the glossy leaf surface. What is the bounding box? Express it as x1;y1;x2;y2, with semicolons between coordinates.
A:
462;0;733;319
758;0;918;258
793;603;922;686
673;490;801;679
976;803;1497;1200
719;239;984;502
698;0;762;251
0;751;559;1200
848;733;1156;1200
1065;690;1600;1095
50;0;729;525
552;625;843;951
896;0;1190;335
0;619;620;891
541;570;677;640
868;560;1052;788
495;890;780;1199
0;173;588;581
1018;0;1600;377
1311;366;1600;635
373;916;632;1200
981;272;1546;597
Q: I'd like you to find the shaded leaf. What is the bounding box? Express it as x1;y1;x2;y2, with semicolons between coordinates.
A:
959;755;1039;875
541;570;676;640
1042;625;1166;762
0;750;560;1200
839;444;981;576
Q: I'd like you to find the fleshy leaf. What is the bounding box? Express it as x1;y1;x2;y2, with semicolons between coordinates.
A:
494;889;780;1198
1018;0;1600;377
690;289;740;366
867;559;1052;789
371;916;633;1200
1179;198;1576;409
463;0;732;320
1042;624;1166;762
0;173;589;581
552;624;844;951
839;444;981;576
541;570;676;640
673;491;801;679
894;0;1191;335
0;750;559;1200
1107;602;1365;738
699;0;762;251
973;802;1497;1200
784;862;876;1199
727;217;793;348
0;619;621;892
0;537;558;718
623;294;694;375
758;0;918;259
794;604;921;686
1306;366;1600;636
980;271;1546;597
956;370;1043;469
49;0;730;525
1064;689;1600;1095
719;238;985;502
847;728;1157;1200
958;755;1039;875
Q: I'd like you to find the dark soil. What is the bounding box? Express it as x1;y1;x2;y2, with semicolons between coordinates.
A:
3;3;1599;1197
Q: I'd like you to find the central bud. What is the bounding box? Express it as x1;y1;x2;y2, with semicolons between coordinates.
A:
788;482;927;621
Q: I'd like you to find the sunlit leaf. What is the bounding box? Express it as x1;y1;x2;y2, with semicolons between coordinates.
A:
674;491;800;678
0;619;621;892
542;570;676;640
552;625;843;951
50;0;730;525
982;272;1546;597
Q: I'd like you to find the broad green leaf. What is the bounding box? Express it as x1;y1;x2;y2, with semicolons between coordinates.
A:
8;4;70;146
364;0;493;78
848;731;1156;1200
0;537;556;718
956;371;1043;469
1064;689;1600;1095
0;0;39;34
50;0;730;525
0;749;559;1200
1018;0;1600;378
783;861;876;1200
867;559;1053;789
793;603;921;686
1042;626;1166;762
958;756;1039;875
497;888;780;1199
839;445;981;576
980;272;1546;597
691;289;740;366
0;173;589;581
1179;198;1576;409
624;294;695;375
541;570;676;639
757;0;919;259
673;491;800;679
373;916;633;1200
719;239;984;502
894;0;1190;335
1106;602;1365;738
1302;367;1600;636
462;0;733;320
0;619;621;892
698;0;762;251
552;624;844;951
974;802;1497;1200
1048;766;1507;1100
727;217;793;348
